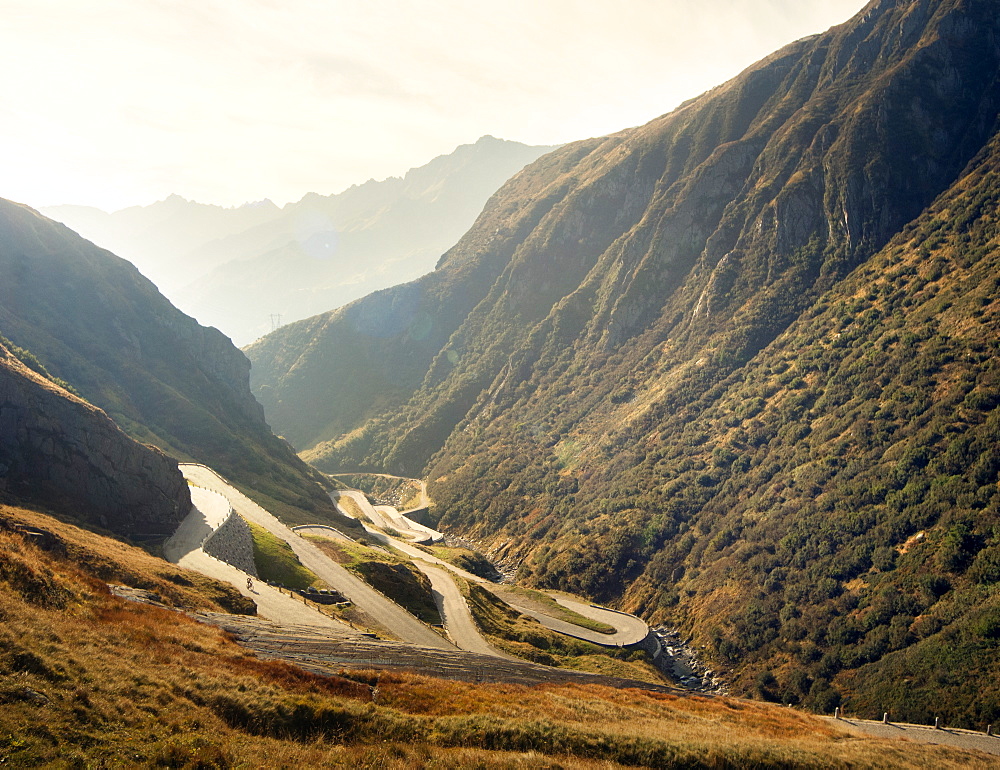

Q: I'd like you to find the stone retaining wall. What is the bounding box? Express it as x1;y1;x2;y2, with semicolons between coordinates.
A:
203;510;258;577
631;629;662;659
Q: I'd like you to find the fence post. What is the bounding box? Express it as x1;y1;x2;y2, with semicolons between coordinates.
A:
834;706;840;719
934;717;940;730
882;712;889;724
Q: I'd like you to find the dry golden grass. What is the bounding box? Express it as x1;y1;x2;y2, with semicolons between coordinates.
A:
0;503;254;614
0;502;996;767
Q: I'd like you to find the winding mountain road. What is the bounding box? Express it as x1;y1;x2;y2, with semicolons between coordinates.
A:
328;489;651;654
296;520;502;655
511;595;651;647
412;562;513;657
179;465;456;651
164;486;353;631
334;489;440;543
327;494;506;654
330;472;430;515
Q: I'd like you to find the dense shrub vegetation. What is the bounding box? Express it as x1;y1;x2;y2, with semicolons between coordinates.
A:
431;135;1000;724
246;0;1000;724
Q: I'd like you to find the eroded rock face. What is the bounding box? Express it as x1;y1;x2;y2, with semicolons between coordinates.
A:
0;344;191;538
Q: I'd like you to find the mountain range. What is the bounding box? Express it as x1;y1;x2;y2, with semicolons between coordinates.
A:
45;136;555;345
246;0;1000;721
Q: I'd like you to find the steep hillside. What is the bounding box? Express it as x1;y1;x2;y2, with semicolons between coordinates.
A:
0;341;189;538
178;136;556;344
246;142;597;451
247;0;1000;722
0;199;341;525
252;0;1000;472
508;130;1000;723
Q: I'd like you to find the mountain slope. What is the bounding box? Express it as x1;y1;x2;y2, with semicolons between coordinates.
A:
247;0;1000;722
175;136;557;344
252;0;1000;470
0;199;341;525
0;340;190;538
246;142;599;451
518;130;1000;720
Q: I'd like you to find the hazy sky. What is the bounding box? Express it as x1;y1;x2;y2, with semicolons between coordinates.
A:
2;0;868;212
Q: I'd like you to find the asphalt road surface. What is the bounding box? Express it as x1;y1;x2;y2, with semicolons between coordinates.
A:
823;716;1000;758
412;562;512;657
329;490;651;652
164;487;353;631
182;465;455;650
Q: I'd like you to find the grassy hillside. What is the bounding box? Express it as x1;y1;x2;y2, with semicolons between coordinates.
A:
1;502;992;767
437;121;1000;725
247;520;322;590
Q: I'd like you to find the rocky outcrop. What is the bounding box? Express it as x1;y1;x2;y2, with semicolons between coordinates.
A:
0;343;190;537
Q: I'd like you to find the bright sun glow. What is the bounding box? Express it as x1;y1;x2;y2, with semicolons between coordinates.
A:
0;0;868;211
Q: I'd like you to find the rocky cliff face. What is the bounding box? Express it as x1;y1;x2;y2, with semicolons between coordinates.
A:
0;343;190;537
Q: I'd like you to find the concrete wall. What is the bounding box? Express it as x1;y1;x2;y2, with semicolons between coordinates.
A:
630;629;662;659
203;511;258;577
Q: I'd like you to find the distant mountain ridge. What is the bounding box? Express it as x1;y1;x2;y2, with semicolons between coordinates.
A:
42;195;283;295
44;136;556;345
246;0;1000;721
